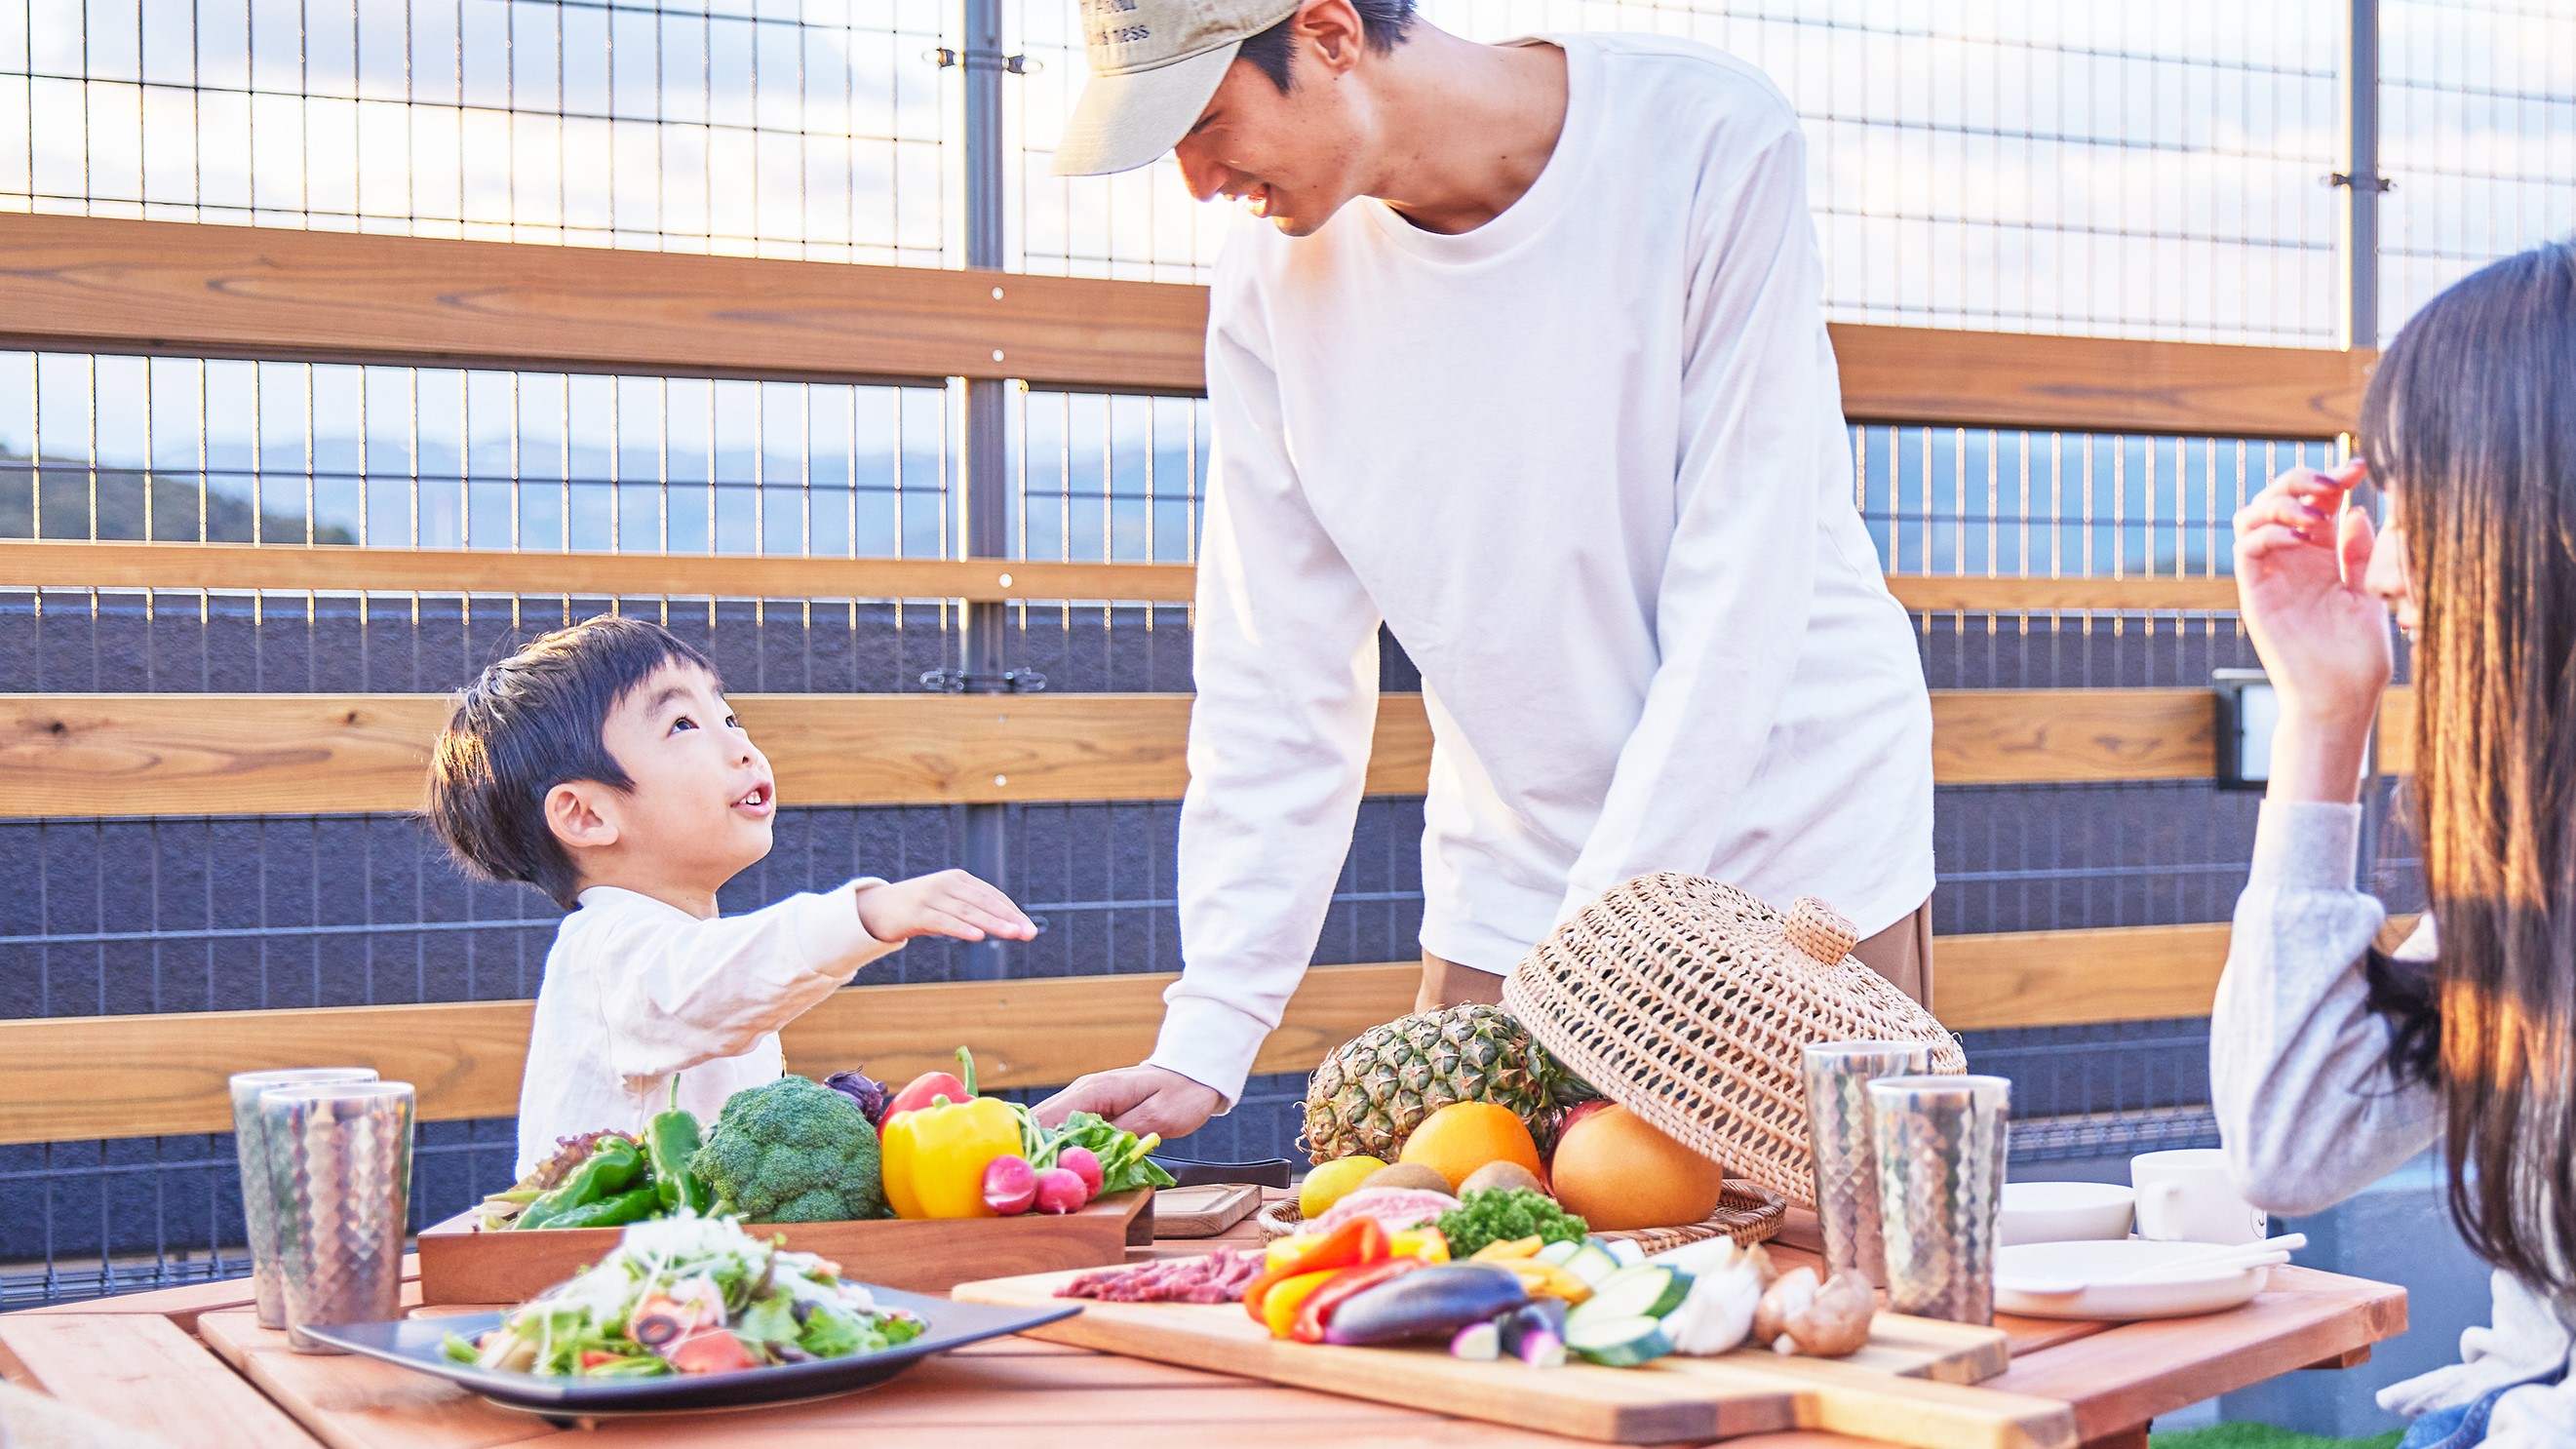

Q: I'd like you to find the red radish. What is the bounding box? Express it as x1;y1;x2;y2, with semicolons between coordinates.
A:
1056;1145;1105;1196
1031;1166;1090;1214
982;1154;1038;1215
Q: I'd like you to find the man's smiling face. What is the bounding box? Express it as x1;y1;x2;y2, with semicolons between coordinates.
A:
1172;53;1371;238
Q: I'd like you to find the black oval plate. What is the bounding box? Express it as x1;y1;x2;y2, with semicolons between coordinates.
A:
297;1284;1078;1416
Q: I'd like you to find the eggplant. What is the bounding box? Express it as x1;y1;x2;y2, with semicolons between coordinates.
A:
1497;1299;1568;1360
1319;1264;1531;1347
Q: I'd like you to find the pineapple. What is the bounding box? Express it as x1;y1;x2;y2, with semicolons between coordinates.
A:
1299;1003;1589;1164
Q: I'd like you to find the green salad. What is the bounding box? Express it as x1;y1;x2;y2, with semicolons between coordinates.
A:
443;1215;924;1378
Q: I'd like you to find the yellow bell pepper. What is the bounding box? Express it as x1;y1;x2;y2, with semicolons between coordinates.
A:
878;1062;1023;1219
1267;1227;1449;1271
1390;1229;1451;1263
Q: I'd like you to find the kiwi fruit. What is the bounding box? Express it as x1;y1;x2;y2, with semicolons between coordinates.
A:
1357;1162;1455;1195
1459;1160;1547;1197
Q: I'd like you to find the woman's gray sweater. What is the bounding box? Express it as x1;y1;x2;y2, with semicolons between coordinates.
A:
2214;801;2572;1443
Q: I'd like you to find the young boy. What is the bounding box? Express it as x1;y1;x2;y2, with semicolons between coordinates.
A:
424;615;1035;1176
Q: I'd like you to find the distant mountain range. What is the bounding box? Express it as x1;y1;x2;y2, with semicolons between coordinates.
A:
0;450;355;545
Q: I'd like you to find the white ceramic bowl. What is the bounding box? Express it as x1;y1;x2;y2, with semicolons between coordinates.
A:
1995;1238;2271;1320
1999;1181;2136;1246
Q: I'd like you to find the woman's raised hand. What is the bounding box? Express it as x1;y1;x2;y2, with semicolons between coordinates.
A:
2231;460;2392;800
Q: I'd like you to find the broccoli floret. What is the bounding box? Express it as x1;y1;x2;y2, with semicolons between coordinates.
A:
688;1076;887;1223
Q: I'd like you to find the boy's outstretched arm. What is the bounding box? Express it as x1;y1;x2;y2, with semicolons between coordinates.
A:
602;871;1031;1080
855;869;1036;943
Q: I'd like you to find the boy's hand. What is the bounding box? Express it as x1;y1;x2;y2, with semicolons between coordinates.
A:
855;870;1037;944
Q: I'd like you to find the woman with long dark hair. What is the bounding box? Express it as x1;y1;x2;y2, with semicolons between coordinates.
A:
2219;239;2576;1448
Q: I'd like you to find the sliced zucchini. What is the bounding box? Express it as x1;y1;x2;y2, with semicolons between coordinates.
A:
1534;1238;1582;1267
1563;1242;1622;1286
1585;1264;1695;1320
1604;1238;1646;1268
1562;1312;1674;1367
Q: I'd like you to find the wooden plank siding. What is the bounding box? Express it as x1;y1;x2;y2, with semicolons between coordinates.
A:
0;213;2368;437
0;927;2234;1147
0;213;1208;392
4;686;2404;816
0;540;2263;618
0;541;1200;604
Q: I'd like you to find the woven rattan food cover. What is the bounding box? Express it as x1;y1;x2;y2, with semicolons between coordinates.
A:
1502;873;1965;1208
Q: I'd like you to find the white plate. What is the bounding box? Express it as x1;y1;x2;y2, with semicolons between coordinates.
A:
1995;1238;2271;1320
2000;1181;2135;1245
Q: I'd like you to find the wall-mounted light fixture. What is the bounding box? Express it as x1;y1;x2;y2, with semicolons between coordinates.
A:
2211;668;2278;792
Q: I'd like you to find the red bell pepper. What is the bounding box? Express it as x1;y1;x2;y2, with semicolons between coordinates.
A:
1240;1216;1389;1321
1291;1257;1427;1344
883;1046;977;1123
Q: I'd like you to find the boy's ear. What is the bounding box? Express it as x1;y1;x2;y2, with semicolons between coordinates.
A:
544;780;620;854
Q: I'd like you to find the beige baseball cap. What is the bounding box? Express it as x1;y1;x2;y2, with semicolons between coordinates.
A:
1053;0;1299;176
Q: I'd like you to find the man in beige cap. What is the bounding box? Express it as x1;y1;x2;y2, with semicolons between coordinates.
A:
1035;0;1936;1140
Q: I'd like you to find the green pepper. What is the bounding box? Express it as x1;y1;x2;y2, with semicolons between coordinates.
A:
540;1185;662;1231
515;1137;645;1230
646;1108;713;1215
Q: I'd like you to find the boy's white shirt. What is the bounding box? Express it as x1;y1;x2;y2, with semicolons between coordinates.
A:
1149;32;1936;1104
513;880;899;1177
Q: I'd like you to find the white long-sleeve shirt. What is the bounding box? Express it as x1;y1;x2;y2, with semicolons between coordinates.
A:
2214;802;2575;1445
513;881;900;1177
1150;32;1935;1104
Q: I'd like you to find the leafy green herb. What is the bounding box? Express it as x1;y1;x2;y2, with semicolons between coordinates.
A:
1434;1188;1589;1259
1009;1106;1179;1194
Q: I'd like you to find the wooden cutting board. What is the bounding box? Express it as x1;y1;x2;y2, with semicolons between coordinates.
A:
1149;1183;1263;1237
953;1267;2078;1449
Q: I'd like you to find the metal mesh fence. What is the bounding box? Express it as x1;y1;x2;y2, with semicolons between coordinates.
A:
2377;0;2576;342
0;0;956;261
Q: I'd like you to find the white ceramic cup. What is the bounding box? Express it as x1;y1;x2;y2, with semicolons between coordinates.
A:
2129;1149;2268;1244
1999;1181;2136;1246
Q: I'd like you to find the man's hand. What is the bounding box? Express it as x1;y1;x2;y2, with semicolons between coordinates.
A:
1033;1065;1225;1140
855;870;1037;943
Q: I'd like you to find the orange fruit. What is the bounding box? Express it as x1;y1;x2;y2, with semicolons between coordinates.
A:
1397;1102;1543;1193
1547;1103;1727;1232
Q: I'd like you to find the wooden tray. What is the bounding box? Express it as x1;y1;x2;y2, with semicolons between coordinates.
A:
418;1189;1152;1305
1152;1183;1263;1237
955;1266;2078;1449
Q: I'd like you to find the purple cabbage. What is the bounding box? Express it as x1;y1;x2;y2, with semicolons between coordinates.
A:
823;1068;890;1126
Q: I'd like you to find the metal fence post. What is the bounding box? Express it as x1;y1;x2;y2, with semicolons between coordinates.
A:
955;0;1020;980
2335;0;2394;890
2334;0;2384;353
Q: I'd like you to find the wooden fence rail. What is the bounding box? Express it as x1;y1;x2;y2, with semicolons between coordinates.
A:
0;923;2232;1147
1;542;2263;618
0;214;2370;438
0;685;2414;817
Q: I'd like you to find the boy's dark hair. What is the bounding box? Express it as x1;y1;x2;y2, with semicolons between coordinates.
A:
1238;0;1416;92
424;615;720;910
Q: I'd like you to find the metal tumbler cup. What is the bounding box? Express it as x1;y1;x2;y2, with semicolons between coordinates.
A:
259;1079;414;1352
1802;1040;1932;1286
1868;1074;2011;1324
228;1067;378;1329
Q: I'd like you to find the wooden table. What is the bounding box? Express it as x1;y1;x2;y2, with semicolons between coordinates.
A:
0;1211;2404;1449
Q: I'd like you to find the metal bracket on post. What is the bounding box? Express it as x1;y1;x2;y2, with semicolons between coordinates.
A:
917;668;1048;694
930;47;1035;73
